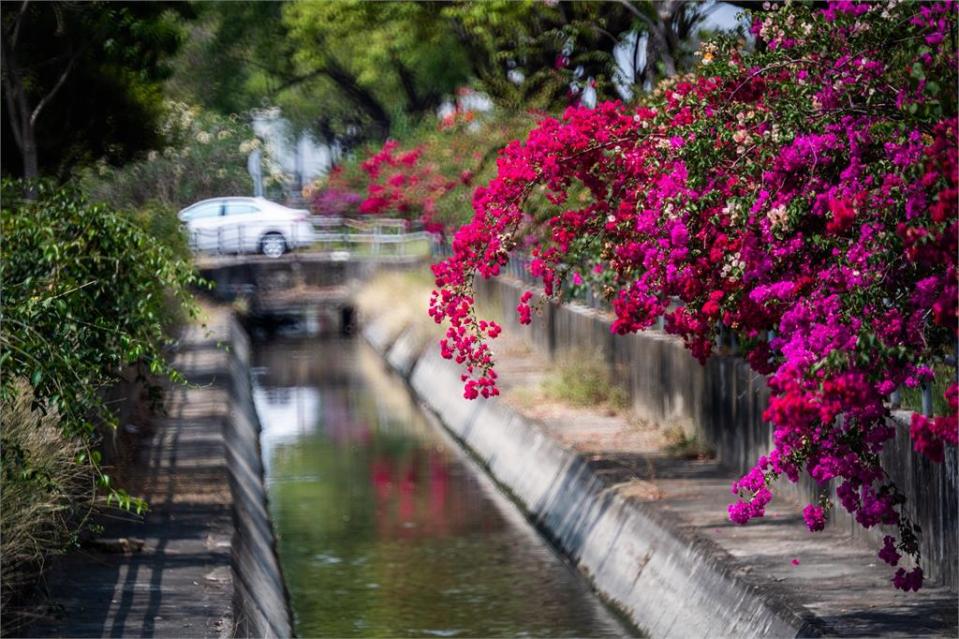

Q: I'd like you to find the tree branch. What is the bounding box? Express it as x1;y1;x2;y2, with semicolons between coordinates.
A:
615;0;654;28
10;0;30;49
394;55;422;110
30;46;80;126
0;30;26;150
2;77;25;151
272;67;326;94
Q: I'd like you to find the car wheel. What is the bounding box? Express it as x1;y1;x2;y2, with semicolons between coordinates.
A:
260;232;287;258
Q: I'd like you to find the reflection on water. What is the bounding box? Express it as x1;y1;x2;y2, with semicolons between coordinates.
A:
253;338;637;638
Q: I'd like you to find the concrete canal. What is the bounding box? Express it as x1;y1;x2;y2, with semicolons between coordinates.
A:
251;336;639;638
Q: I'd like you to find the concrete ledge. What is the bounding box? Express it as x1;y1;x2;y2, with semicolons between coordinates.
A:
225;317;294;639
368;318;828;639
386;326;427;379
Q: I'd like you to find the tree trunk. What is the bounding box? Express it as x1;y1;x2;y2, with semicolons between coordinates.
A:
20;118;39;181
2;9;81;185
392;56;441;116
3;24;41;185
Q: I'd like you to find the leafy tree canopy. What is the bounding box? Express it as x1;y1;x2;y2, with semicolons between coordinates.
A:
167;1;729;146
168;1;471;145
1;1;192;179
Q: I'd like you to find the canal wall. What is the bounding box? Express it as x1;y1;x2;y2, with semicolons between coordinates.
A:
366;320;827;638
473;277;958;593
225;316;296;638
25;314;294;637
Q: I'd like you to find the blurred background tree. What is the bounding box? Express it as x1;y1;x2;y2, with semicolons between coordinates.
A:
167;1;472;147
1;1;192;180
164;1;737;150
1;0;741;181
443;0;636;109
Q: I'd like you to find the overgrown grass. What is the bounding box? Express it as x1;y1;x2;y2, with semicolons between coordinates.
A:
662;425;715;460
1;382;96;632
541;352;629;411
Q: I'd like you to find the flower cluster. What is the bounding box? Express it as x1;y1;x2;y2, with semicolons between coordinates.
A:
306;166;364;216
307;109;536;233
355;139;460;233
430;1;958;590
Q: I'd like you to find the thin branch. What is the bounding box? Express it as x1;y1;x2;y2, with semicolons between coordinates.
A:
30;48;80;126
42;280;97;302
9;0;30;49
273;67;326;94
615;0;657;31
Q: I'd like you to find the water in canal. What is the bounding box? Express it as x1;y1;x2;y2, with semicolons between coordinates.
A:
252;336;638;638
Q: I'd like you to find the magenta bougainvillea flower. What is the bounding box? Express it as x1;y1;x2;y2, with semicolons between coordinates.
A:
428;1;958;590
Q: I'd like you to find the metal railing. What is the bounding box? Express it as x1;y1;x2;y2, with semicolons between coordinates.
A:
189;216;435;259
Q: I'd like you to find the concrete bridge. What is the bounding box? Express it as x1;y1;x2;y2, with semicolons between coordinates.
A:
196;252;428;336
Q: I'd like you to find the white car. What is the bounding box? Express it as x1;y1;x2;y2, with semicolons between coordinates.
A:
178;197;316;257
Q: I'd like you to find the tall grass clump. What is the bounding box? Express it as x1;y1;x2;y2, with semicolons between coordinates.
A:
542;351;629;411
1;382;96;631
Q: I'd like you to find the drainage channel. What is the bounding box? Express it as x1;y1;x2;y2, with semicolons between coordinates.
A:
251;335;639;638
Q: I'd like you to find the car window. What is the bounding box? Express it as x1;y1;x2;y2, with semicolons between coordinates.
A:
224;203;260;216
183;202;222;220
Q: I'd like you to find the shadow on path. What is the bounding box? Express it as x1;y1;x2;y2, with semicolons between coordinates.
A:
26;335;235;639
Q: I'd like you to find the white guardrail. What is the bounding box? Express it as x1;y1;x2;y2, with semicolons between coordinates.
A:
188;216;437;259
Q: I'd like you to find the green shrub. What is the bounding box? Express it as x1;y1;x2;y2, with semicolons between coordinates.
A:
1;179;201;622
128;200;192;264
80;101;275;213
0;180;199;497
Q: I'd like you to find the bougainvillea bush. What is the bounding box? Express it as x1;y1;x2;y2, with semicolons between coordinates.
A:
306;174;364;217
308;109;535;232
430;1;958;590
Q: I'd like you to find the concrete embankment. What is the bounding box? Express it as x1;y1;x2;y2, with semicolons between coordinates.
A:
368;320;819;638
224;316;294;638
476;276;958;593
364;305;959;638
29;312;292;638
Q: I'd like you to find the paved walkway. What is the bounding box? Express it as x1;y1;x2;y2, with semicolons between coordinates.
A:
28;321;236;639
492;332;959;637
